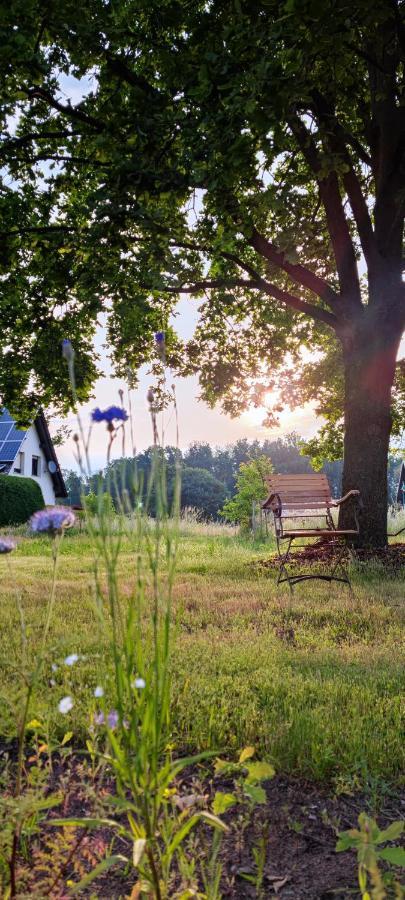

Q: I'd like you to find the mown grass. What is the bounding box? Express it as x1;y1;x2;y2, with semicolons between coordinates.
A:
0;526;404;790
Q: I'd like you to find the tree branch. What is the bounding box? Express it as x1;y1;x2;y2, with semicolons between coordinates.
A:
310;90;379;273
288;110;362;306
157;276;337;327
26;87;104;132
0;130;81;151
163;278;259;292
336;129;372;168
104;51;160;101
249;227;340;309
257;278;337;327
32;154;111;167
0;224;74;238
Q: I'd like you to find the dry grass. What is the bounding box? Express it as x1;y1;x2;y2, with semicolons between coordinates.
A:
0;527;404;787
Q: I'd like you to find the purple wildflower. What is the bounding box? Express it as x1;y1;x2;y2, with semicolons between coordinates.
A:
0;537;16;554
30;507;76;534
94;711;105;726
107;709;119;730
91;406;128;424
61;339;74;362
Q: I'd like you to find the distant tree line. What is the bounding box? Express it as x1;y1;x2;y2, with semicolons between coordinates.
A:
62;434;403;521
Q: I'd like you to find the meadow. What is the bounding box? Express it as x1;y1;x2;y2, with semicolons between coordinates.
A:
1;520;404;791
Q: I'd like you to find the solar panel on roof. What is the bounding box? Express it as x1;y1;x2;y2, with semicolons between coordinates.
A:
0;441;24;462
6;426;27;442
0;423;13;441
0;410;27;464
0;409;13;422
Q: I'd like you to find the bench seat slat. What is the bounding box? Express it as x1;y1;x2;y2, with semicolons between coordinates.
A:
283;529;357;537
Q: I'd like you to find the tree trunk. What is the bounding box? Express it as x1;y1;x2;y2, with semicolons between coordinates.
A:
339;321;400;548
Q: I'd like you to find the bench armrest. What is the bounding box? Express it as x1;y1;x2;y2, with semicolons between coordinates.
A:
262;492;282;516
331;490;361;507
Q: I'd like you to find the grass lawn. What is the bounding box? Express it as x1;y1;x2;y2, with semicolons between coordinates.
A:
1;525;404;790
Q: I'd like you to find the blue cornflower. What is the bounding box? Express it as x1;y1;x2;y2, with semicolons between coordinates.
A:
91;406;128;423
30;507;76;534
61;339;74;361
155;331;166;360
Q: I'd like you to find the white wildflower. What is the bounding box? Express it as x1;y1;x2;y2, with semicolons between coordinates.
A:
58;696;73;715
64;653;79;666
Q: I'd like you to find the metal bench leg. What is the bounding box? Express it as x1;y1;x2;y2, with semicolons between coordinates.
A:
276;537;294;593
329;542;353;590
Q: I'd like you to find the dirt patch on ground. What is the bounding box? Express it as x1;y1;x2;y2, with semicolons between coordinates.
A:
17;755;404;898
251;542;405;575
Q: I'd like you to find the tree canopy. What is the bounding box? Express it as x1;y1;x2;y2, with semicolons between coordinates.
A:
1;0;403;424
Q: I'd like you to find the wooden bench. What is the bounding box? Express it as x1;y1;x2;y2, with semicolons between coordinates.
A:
261;474;361;590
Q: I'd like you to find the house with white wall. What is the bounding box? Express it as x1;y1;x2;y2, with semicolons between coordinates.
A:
0;409;67;505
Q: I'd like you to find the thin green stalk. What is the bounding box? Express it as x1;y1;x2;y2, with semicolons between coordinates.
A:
9;682;33;897
41;533;62;655
6;556;27;664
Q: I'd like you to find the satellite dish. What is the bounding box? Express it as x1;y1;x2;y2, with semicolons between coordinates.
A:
48;461;57;474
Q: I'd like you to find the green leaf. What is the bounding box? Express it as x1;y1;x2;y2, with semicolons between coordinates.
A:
34;794;63;812
378;846;405;866
200;811;228;831
133;838;146;867
170;749;218;776
245;761;275;783
50;817;122;830
212;792;237;815
214;757;229;773
336;832;358;852
239;746;255;763
376;821;404;844
61;731;73;746
68;854;128;894
165;811;227;859
165;814;200;857
243;783;267;805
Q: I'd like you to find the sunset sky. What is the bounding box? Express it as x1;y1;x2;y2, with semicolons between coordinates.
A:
53;297;320;473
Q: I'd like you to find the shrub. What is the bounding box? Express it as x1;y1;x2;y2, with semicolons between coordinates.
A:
0;475;45;526
180;466;228;519
220;456;273;529
84;490;115;517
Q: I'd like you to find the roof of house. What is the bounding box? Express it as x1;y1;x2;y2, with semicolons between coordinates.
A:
0;408;67;498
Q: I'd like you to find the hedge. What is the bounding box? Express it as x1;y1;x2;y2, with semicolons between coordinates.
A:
0;475;45;527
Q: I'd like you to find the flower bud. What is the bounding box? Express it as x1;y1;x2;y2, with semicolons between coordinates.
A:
61;339;74;361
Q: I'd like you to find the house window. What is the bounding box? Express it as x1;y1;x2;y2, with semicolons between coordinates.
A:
32;455;41;477
14;451;25;474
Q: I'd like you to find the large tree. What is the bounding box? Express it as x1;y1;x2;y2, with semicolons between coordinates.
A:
0;0;404;546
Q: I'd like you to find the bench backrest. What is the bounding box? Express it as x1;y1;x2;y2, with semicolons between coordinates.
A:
262;473;331;512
